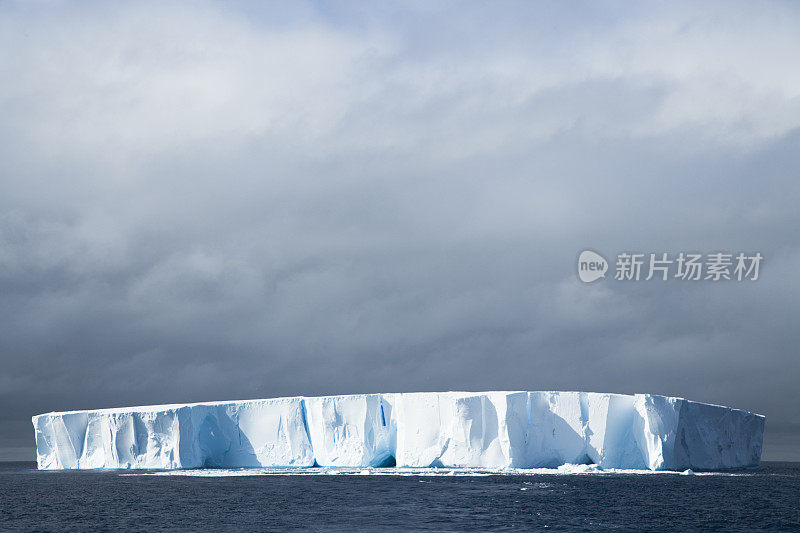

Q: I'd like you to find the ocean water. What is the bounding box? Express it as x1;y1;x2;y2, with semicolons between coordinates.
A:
1;462;798;531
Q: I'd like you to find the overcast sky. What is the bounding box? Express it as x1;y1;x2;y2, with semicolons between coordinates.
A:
1;0;799;461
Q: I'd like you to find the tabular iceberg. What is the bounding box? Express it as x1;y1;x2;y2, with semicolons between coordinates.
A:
32;391;765;471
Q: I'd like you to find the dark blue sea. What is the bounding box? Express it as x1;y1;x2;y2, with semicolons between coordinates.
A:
1;461;798;531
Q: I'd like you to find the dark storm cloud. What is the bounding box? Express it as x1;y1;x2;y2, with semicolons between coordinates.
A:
1;0;799;460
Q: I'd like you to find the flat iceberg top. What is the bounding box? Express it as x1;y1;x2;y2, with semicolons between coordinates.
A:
32;391;763;418
32;391;765;472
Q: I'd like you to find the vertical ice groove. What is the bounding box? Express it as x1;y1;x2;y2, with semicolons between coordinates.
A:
31;391;765;471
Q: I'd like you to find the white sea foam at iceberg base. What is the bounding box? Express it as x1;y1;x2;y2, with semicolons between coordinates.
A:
32;391;765;472
121;465;756;478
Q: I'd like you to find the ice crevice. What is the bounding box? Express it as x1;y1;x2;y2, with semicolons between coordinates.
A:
32;391;765;471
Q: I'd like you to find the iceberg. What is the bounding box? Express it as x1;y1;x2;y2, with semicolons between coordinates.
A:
32;391;765;471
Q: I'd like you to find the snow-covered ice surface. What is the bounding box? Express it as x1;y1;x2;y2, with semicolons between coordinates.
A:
32;391;765;471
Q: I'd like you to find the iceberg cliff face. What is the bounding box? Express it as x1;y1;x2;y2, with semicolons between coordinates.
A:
32;391;765;471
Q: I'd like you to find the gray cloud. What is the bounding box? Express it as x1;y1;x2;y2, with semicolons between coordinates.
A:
1;0;799;460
